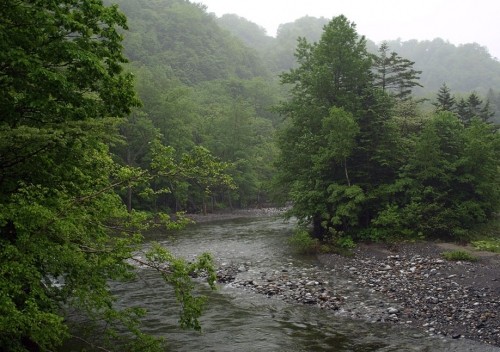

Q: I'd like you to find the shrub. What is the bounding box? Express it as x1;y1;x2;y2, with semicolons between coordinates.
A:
336;235;356;249
288;228;319;254
472;239;500;253
441;250;478;262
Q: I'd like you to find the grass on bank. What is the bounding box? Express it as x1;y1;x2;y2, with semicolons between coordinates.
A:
288;215;500;257
288;228;320;254
441;250;478;262
472;239;500;253
288;228;356;255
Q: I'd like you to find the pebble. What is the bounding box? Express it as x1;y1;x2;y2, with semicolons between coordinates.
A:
214;246;500;348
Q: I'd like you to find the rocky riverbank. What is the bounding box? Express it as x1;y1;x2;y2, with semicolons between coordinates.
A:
216;242;500;348
320;242;500;347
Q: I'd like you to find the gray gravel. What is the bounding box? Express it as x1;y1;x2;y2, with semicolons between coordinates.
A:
216;242;500;348
320;243;500;347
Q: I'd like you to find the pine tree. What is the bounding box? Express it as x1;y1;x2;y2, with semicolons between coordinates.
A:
373;42;423;100
479;100;495;123
456;97;470;124
456;92;494;126
433;83;456;112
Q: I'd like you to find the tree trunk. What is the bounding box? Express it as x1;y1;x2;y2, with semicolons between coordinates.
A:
312;214;325;241
126;147;132;212
127;186;132;213
344;157;351;186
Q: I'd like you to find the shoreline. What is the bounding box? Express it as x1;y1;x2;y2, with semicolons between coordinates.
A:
193;210;499;347
319;242;500;347
186;207;288;223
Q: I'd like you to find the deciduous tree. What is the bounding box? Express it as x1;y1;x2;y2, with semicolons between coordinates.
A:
276;16;393;239
0;1;216;351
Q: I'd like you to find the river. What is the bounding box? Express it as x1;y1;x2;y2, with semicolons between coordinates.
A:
75;216;500;351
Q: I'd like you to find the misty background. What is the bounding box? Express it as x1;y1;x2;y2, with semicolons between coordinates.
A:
200;0;500;60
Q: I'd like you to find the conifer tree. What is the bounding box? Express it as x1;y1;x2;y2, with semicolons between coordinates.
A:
373;42;422;100
456;92;495;125
433;83;456;112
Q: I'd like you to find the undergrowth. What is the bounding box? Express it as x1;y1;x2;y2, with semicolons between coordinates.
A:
441;250;478;262
288;228;319;254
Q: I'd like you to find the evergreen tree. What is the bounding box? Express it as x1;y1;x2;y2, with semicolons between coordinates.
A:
433;83;456;112
276;16;393;240
479;100;495;123
373;42;422;100
467;93;483;119
485;88;500;123
388;112;500;238
456;92;495;125
456;97;470;124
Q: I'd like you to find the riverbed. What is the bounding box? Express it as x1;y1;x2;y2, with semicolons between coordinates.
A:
106;216;500;351
67;216;499;351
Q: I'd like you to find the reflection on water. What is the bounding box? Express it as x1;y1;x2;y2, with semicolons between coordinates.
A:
69;217;500;351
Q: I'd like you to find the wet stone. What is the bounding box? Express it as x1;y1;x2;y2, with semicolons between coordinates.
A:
214;242;500;348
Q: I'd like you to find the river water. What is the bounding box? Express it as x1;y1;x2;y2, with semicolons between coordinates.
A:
83;216;500;351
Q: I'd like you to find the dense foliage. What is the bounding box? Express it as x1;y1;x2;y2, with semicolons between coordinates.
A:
276;15;500;243
111;0;282;212
2;1;499;350
116;0;267;84
0;1;217;351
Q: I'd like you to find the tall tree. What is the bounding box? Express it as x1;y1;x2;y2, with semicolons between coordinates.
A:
0;1;216;351
276;15;393;239
113;111;160;212
373;42;423;100
486;88;500;124
456;92;495;126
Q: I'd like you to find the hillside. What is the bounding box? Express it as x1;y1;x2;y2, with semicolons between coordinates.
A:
217;14;500;97
106;2;500;213
113;0;268;84
109;0;281;211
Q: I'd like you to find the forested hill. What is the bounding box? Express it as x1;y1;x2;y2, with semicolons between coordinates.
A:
384;39;500;94
218;15;330;73
216;14;500;95
103;0;500;215
112;0;268;84
107;0;282;212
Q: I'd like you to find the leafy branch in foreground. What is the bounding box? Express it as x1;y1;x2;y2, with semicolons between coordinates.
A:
137;245;217;330
0;0;220;351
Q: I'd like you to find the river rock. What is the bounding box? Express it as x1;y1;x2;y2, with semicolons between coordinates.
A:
387;307;399;314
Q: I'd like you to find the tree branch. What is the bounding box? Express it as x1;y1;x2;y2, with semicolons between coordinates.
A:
70;335;113;352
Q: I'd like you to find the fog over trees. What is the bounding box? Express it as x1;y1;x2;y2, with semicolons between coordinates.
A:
218;14;500;95
1;0;499;351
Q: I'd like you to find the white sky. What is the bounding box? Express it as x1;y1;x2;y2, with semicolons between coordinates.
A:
199;0;500;60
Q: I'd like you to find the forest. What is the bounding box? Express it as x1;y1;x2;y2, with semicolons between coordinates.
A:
0;0;499;351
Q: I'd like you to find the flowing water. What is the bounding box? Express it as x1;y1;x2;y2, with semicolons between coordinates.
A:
73;216;499;351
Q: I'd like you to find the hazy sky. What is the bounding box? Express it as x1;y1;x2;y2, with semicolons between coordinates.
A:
199;0;500;60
